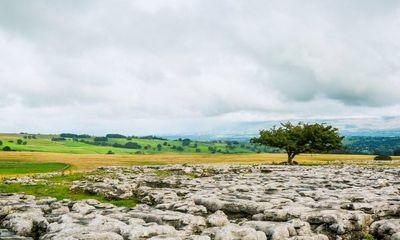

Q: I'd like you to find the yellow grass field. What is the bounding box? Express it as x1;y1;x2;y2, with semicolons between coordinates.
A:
1;152;399;175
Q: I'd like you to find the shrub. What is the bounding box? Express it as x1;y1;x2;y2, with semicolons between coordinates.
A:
374;155;392;161
94;137;108;142
0;140;2;146
16;139;23;145
106;134;126;138
124;142;141;149
394;149;400;156
60;133;90;138
106;150;114;155
176;146;184;152
182;138;191;146
2;146;12;151
195;148;201;152
51;137;66;141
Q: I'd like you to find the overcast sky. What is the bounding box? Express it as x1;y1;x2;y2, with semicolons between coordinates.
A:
1;0;400;135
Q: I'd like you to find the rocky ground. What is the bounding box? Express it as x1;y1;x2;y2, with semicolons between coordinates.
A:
0;164;399;240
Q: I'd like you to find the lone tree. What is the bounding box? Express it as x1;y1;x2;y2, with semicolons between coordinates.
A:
251;122;343;164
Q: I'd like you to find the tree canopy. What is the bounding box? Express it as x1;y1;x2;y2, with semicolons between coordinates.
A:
251;122;343;164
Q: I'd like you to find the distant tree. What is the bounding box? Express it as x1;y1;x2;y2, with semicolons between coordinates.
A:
94;137;108;142
394;149;400;156
2;146;12;151
0;140;2;146
60;133;90;139
16;139;23;145
208;146;216;153
195;148;201;153
52;137;66;141
124;142;142;149
106;134;126;138
172;146;177;150
251;122;343;165
193;143;198;148
106;150;114;155
374;155;392;161
163;142;168;146
157;144;162;151
182;138;191;146
176;146;184;152
22;141;27;145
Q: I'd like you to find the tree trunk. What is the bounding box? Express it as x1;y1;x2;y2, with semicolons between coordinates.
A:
287;153;295;165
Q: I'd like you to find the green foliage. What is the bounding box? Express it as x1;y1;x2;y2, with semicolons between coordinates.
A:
94;137;108;142
2;146;12;151
0;140;2;145
374;155;392;161
123;142;142;149
106;150;114;154
346;136;400;155
60;133;91;138
106;134;126;138
251;122;343;164
52;137;66;141
364;233;375;240
182;138;191;146
16;139;23;145
393;149;400;156
157;144;162;151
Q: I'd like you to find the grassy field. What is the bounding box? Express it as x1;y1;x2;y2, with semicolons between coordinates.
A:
0;162;69;175
0;133;266;154
0;151;399;174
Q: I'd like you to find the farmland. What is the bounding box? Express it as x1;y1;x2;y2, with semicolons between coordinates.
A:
0;133;273;155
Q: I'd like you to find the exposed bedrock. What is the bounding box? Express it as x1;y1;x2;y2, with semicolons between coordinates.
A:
1;165;399;239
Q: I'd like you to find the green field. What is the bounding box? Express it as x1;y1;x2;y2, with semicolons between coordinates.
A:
0;162;69;175
0;171;137;207
0;133;271;155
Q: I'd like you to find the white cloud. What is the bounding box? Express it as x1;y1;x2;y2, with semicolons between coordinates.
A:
0;0;399;135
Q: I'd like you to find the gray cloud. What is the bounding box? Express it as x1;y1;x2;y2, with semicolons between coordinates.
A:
0;0;400;134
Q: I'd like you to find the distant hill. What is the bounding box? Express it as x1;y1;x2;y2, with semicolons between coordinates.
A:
0;133;278;155
1;133;399;156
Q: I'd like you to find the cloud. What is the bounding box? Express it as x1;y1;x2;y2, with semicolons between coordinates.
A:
0;0;399;134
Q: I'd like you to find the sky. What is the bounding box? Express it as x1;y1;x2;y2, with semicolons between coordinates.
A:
1;0;400;136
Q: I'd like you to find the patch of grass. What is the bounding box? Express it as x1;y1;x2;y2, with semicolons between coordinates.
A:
154;170;170;177
0;183;137;208
45;172;89;183
364;233;375;240
0;162;69;175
